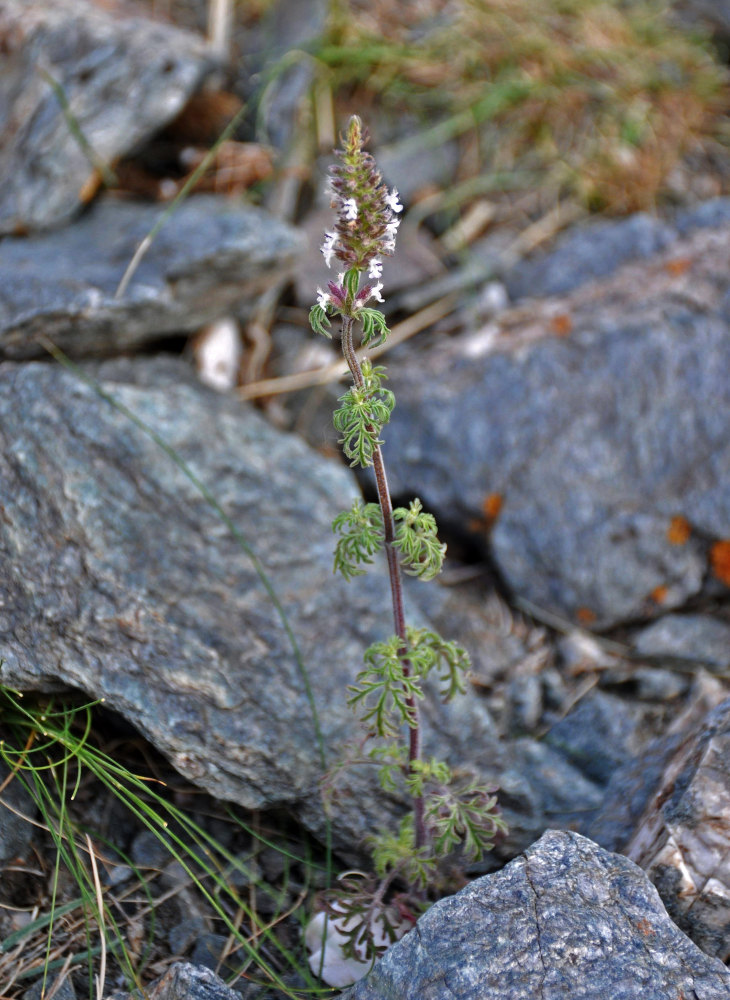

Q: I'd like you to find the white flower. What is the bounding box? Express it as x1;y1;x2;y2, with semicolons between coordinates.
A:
370;282;384;303
386;187;403;213
368;257;383;280
385;218;401;237
343;197;358;221
337;272;346;285
382;239;396;254
321;232;338;268
317;287;330;308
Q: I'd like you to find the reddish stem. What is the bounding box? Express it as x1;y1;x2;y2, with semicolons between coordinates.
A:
341;316;426;850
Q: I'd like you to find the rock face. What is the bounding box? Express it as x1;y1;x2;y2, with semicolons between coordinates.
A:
0;195;303;359
382;215;730;627
342;830;730;1000
626;697;730;961
0;0;213;235
0;357;506;856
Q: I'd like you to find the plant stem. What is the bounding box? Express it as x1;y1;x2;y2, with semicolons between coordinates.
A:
341;316;426;850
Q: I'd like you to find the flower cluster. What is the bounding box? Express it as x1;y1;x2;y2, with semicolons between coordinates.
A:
316;116;403;315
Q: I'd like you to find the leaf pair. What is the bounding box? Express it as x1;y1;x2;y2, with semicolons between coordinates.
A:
347;627;470;739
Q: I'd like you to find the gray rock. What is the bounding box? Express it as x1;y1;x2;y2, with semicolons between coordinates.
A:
190;934;231;975
0;0;214;235
505;213;676;300
342;830;730;1000
0;356;620;865
590;672;726;854
632;614;730;672
252;0;329;151
675;196;730;235
543;691;649;787
0;357;502;858
626;696;730;960
381;220;730;627
23;974;76;1000
0;760;36;864
0;195;303;360
376;133;462;206
673;0;730;39
127;962;240;1000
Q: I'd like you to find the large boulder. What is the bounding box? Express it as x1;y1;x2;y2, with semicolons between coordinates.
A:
380;215;730;627
342;830;730;1000
0;0;214;235
0;357;505;857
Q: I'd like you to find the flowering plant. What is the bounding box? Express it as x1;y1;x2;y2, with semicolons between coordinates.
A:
308;117;506;979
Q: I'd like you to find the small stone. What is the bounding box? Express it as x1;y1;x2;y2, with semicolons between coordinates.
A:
632;614;730;672
23;975;76;1000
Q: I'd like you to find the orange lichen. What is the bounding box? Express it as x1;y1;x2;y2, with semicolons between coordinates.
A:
482;493;503;525
664;257;691;278
550;313;573;337
650;584;669;605
576;607;596;625
710;540;730;586
667;515;691;545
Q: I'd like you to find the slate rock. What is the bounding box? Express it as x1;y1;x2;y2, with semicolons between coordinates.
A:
632;613;730;673
124;962;241;1000
505;213;676;301
342;830;730;1000
590;672;726;854
0;195;303;360
543;691;648;787
23;974;76;1000
626;696;730;960
0;357;503;858
380;218;730;627
0;0;214;235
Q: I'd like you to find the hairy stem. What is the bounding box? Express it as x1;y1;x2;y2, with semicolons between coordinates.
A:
341;316;426;850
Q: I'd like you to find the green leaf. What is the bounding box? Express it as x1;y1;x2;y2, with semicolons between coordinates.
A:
332;501;384;580
405;627;470;702
369;815;437;889
359;307;390;347
347;637;424;737
333;362;395;468
309;303;332;339
425;776;508;861
367;742;409;793
392;499;446;581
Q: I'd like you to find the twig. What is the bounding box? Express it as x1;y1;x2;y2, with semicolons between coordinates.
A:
85;835;107;1000
237;294;457;400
